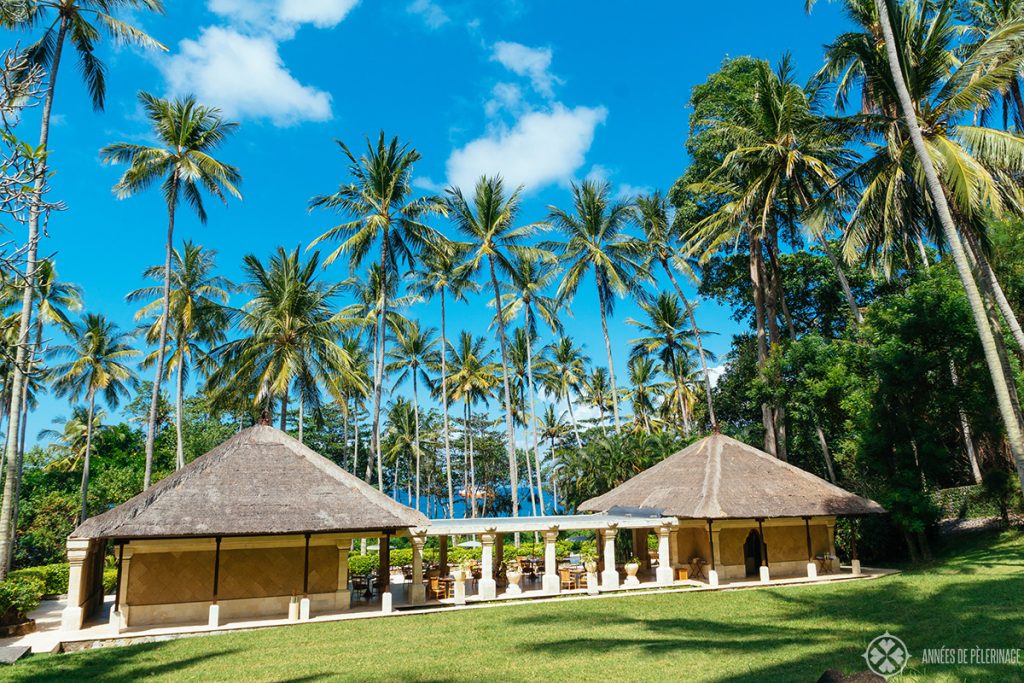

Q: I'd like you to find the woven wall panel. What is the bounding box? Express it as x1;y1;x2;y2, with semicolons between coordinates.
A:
128;551;216;606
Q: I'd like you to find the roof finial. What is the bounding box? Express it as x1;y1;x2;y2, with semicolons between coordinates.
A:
258;409;271;426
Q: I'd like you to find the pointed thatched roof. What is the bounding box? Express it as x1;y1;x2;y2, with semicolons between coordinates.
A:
579;433;885;519
72;425;427;540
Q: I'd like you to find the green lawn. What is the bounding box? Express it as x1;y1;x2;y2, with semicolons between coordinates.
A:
4;530;1023;682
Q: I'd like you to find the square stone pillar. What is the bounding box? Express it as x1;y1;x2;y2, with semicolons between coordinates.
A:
542;528;560;594
601;527;619;590
62;538;95;632
410;534;426;605
336;542;351;611
656;526;674;586
478;531;497;600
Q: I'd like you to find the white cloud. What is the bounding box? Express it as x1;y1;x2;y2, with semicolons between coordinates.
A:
446;104;607;193
616;183;653;200
209;0;358;35
484;82;523;117
277;0;359;27
160;27;332;126
491;41;560;98
708;365;727;388
407;0;449;28
586;164;611;184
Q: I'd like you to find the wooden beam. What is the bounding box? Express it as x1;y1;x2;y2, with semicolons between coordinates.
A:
113;542;124;613
380;533;391;593
213;536;222;602
757;519;767;567
302;533;311;596
804;517;813;562
707;520;715;570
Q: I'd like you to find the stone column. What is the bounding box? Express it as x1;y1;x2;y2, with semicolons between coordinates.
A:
656;526;674;586
805;518;817;579
601;527;619;590
478;531;497;600
336;541;351;611
453;569;467;605
542;528;560;594
62;539;94;631
410;534;426;605
439;535;449;574
707;521;720;588
827;521;839;572
757;520;770;583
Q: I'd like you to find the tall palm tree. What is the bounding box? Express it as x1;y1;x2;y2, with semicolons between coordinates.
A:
102;92;241;489
538;337;590;448
309;132;444;491
207;248;361;437
628;292;700;435
445;331;499;518
496;255;562;515
544;180;646;433
580;367;612;432
447;175;546;519
329;335;371;476
128;242;233;469
625;355;667;434
409;239;478;516
38;406;106;473
538;404;569;512
0;0;164;577
959;0;1024;131
635;192;719;428
49;314;139;522
385;319;438;512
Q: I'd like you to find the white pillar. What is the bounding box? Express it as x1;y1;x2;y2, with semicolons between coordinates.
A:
410;535;426;605
601;527;619;590
478;531;497;600
759;565;771;583
852;559;862;575
708;569;719;587
656;526;674;586
61;539;94;632
299;596;311;620
336;542;351;611
381;591;393;614
806;562;818;579
288;595;300;621
542;528;560;594
207;603;220;628
453;570;467;605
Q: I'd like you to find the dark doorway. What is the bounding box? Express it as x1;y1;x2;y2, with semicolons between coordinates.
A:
743;530;762;577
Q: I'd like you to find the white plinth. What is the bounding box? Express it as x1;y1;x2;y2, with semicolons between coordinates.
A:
624;574;641;587
708;569;719;588
288;596;300;621
852;559;862;575
207;604;220;628
587;572;600;594
601;569;620;590
656;566;674;586
478;578;497;600
542;574;560;595
504;582;522;596
759;566;771;583
299;597;311;620
381;591;393;614
454;578;467;605
806;562;817;579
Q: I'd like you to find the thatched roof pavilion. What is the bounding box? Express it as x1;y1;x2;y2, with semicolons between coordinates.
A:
63;425;426;633
579;432;884;519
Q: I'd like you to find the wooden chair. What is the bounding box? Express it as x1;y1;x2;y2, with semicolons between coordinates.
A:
558;567;577;590
429;576;452;600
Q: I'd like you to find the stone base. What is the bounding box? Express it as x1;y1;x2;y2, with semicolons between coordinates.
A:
542;574;560;595
453;580;467;605
806;562;817;579
656;566;674;586
287;596;300;622
478;578;497;600
504;582;522;596
409;583;426;605
708;569;719;588
624;574;641;587
601;569;620;590
852;559;862;576
586;573;600;595
759;566;771;583
60;606;83;632
299;597;310;621
381;592;393;614
207;604;219;628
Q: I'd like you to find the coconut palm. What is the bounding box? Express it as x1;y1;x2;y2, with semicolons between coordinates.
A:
309;132;445;491
959;0;1024;131
538;404;570;512
0;0;164;576
495;255;562;515
102;92;241;489
628;292;701;435
382;397;419;502
207;248;361;438
128;242;233;469
329;335;371;476
635;192;719;429
385;320;438;512
580;367;613;432
625;355;667;434
409;239;478;516
543;180;647;433
38;406;106;473
48;314;139;522
538;337;590;449
447;175;547;519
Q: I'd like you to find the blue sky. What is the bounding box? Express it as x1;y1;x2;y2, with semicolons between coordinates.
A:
3;0;853;445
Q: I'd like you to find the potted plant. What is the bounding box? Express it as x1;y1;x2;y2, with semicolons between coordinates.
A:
505;562;522;593
583;550;598;574
625;557;642;584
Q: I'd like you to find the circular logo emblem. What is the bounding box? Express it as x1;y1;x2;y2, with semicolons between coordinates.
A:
863;632;910;679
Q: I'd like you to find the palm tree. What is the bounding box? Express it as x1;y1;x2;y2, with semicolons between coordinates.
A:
544;180;646;433
410;240;478;516
128;242;233;469
580;367;612;432
309;132;445;491
38;406;106;473
635;192;719;428
447;175;546;520
625;355;667;434
49;314;139;522
0;0;164;577
496;255;562;515
330;335;371;476
810;0;1024;488
385;320;438;512
538;404;570;512
960;0;1024;131
445;331;499;517
628;292;701;435
538;337;590;448
102;92;241;490
207;248;361;437
382;397;419;502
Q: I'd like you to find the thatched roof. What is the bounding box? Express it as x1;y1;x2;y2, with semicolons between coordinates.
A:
579;433;885;519
72;425;427;540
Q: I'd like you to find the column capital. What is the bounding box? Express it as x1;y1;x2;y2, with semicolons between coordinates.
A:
410;534;426;549
480;531;497;545
602;526;618;538
66;538;93;563
543;528;559;542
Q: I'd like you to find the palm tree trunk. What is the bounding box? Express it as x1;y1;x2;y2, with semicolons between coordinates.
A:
143;180;178;490
298;393;304;444
372;233;390;491
524;309;545;515
81;391;96;524
0;17;69;577
467;401;477;518
662;260;718;430
874;0;1024;491
440;289;455;518
280;392;287;432
963;229;1024;353
412;372;421;512
595;270;621;433
748;236;778;457
566;394;584;448
175;353;185;470
765;234;789;462
815;423;837;483
488;255;519;518
817;235;863;326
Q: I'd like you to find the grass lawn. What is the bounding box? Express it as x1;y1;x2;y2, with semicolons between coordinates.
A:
4;529;1023;682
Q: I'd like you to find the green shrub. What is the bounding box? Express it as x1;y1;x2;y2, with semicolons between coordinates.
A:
9;563;69;596
348;554;378;577
0;576;44;624
103;568;119;594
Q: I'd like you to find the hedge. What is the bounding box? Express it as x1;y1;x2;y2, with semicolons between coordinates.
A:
0;576;44;624
9;563;69;596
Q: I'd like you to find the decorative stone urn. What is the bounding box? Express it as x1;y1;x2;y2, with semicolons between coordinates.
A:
584;560;598;574
624;561;641;586
505;568;522;595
